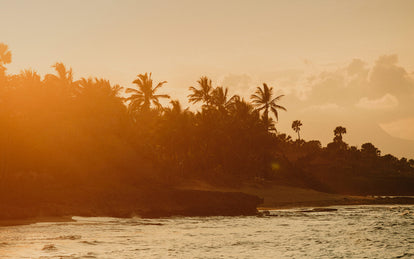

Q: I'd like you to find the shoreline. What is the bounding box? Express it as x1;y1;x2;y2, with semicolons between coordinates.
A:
0;216;75;227
2;197;414;227
2;183;414;227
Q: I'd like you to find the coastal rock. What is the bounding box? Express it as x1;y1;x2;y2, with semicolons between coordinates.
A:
0;188;263;223
138;189;263;218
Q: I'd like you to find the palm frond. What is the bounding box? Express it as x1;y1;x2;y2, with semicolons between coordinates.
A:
153;94;170;99
125;87;141;94
270;94;285;103
153;81;167;92
270;106;279;121
272;104;287;111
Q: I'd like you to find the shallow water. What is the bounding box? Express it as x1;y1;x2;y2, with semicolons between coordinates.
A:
0;205;413;258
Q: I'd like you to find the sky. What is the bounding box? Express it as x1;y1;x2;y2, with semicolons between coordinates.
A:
1;0;414;158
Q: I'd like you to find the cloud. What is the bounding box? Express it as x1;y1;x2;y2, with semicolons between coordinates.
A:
301;103;342;113
220;71;311;100
221;73;252;89
297;54;414;114
220;73;254;97
355;94;399;110
380;117;414;141
347;58;367;76
305;68;357;106
368;54;414;97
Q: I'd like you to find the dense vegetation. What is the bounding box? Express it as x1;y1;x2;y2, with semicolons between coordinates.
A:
1;43;413;202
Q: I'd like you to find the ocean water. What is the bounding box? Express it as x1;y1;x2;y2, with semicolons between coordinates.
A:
0;205;413;258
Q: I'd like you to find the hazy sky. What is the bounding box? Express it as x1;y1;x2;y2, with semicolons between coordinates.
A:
1;0;414;157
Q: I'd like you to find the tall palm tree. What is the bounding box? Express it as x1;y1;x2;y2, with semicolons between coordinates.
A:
125;73;170;112
250;83;286;131
188;76;214;107
292;120;303;140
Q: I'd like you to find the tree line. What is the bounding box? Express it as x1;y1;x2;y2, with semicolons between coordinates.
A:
0;43;413;196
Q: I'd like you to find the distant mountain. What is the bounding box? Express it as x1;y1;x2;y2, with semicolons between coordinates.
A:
355;123;414;159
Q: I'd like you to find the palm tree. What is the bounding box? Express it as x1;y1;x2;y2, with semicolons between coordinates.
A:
44;62;79;96
0;43;12;74
228;97;255;117
18;69;41;83
169;100;183;114
44;62;74;84
53;62;73;82
125;73;170;112
188;76;214;107
77;78;125;125
78;77;123;99
165;99;190;116
333;126;347;143
250;83;286;131
292;120;302;140
10;69;42;89
211;86;239;112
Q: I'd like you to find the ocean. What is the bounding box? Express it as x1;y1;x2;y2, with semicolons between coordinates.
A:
1;205;413;258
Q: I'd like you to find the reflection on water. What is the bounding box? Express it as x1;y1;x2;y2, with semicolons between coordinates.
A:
0;205;413;258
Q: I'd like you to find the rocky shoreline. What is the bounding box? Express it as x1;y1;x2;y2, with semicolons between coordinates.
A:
0;188;263;225
2;187;414;227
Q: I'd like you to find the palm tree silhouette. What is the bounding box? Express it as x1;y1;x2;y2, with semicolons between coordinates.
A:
0;43;11;62
79;77;123;99
44;62;75;84
125;73;170;112
165;100;191;116
44;62;79;96
169;100;183;114
53;63;73;81
228;97;256;118
211;86;239;112
19;69;41;83
292;120;302;140
188;76;214;107
250;83;286;131
0;43;12;74
334;126;347;142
